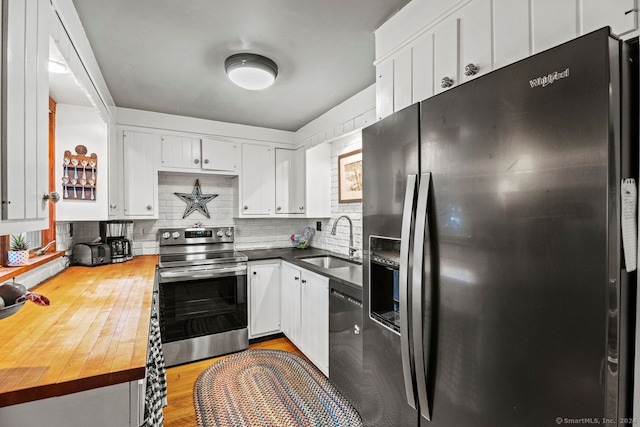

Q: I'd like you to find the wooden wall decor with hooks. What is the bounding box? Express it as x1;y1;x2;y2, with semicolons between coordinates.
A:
62;145;98;201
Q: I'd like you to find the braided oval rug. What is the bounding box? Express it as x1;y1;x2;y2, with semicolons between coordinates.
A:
194;349;362;427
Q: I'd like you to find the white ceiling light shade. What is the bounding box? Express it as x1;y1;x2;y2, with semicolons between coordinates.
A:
225;53;278;90
48;60;68;74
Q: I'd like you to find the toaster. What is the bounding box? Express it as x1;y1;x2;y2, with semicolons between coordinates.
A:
72;243;111;266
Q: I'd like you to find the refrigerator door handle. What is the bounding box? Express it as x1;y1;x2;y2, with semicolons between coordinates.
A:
412;172;433;421
400;174;418;410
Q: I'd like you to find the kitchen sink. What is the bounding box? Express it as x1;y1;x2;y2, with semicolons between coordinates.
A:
299;255;360;269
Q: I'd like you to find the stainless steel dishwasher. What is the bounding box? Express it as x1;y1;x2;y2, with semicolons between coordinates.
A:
329;279;362;415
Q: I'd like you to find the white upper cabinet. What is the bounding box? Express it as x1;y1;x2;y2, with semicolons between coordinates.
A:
582;0;637;36
393;48;413;112
239;143;275;216
275;147;305;215
108;122;124;218
412;32;434;103
160;135;201;169
123;130;158;218
201;138;237;172
236;142;330;219
375;0;638;118
460;0;492;83
376;59;394;121
0;0;49;234
493;0;531;68
531;0;578;54
434;18;460;94
160;135;238;174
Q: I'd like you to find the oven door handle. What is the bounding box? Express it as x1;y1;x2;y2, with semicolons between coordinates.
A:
159;265;247;281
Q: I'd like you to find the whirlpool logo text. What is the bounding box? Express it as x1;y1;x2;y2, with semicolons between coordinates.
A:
529;68;569;88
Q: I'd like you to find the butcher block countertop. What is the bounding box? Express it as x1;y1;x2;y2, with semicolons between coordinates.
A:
0;255;158;407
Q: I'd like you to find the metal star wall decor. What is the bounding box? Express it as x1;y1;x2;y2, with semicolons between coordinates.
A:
174;179;218;219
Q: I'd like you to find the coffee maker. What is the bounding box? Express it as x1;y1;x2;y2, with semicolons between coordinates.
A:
99;220;133;263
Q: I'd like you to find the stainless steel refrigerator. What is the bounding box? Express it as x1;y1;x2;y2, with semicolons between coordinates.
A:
362;27;637;426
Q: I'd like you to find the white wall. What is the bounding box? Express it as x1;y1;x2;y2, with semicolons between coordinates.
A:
55;104;109;221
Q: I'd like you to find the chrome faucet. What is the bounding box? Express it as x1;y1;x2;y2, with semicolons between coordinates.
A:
35;240;56;256
331;215;357;258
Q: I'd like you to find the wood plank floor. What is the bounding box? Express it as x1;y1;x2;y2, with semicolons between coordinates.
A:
163;336;304;427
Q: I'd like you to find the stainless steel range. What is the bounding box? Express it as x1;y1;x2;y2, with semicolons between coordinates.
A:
157;226;248;367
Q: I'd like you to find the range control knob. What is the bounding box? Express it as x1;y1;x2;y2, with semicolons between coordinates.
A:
216;230;224;237
161;232;171;240
172;232;180;239
225;230;233;237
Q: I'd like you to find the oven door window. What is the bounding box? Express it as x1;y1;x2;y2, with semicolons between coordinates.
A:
159;275;247;343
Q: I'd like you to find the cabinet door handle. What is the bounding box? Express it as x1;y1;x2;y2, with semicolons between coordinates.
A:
204;159;209;164
277;206;282;211
194;159;200;164
464;63;479;76
441;77;454;88
298;206;304;211
301;279;307;284
146;205;152;211
294;277;299;280
253;271;257;275
243;205;249;210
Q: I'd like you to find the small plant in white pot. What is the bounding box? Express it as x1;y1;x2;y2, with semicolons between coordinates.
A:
8;234;30;266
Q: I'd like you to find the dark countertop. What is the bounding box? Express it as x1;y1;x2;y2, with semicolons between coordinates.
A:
240;247;362;291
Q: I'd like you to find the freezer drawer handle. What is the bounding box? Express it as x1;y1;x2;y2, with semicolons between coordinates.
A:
399;174;418;410
412;172;434;421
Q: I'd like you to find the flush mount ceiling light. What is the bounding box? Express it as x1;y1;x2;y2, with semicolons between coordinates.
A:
48;60;68;74
225;53;278;90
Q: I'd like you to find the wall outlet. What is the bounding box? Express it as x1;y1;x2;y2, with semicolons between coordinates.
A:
316;221;322;231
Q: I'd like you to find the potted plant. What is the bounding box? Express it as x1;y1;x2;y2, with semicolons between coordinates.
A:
7;234;30;266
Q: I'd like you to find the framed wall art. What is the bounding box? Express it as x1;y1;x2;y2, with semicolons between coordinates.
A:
338;149;362;203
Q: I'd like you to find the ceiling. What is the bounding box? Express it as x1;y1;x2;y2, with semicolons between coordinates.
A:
67;0;411;132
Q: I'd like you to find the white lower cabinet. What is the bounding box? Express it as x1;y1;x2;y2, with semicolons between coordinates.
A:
0;381;142;427
248;261;281;338
300;269;329;376
281;262;302;346
281;262;328;376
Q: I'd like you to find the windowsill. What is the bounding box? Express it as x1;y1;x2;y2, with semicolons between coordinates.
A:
0;251;65;283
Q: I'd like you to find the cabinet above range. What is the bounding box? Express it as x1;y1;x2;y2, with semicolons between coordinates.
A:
160;135;238;174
